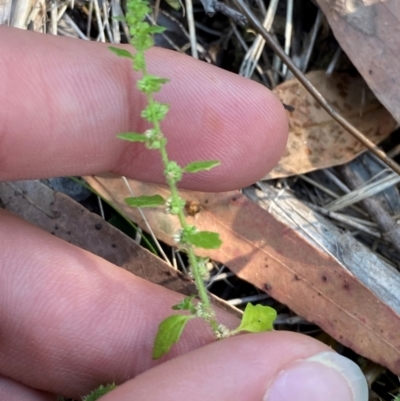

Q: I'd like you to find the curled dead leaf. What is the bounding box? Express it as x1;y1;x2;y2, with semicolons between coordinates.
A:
316;0;400;124
265;71;397;179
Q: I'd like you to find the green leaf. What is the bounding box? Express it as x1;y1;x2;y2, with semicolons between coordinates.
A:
152;314;193;359
235;303;277;333
172;296;197;313
131;22;166;36
183;160;220;173
125;195;165;208
184;230;222;249
117;132;147;142
83;384;117;401
137;75;169;94
148;25;167;34
108;46;133;59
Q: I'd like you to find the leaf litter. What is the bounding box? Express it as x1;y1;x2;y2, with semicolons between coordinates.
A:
3;0;400;398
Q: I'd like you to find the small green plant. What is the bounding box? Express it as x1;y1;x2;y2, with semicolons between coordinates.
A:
109;0;277;359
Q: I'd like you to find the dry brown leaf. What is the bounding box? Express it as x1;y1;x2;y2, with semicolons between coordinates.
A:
316;0;400;124
266;71;397;179
86;174;400;374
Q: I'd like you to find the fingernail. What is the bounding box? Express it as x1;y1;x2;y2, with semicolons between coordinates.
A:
264;351;368;401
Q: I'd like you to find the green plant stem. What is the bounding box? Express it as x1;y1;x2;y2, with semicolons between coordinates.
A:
146;91;219;335
186;244;219;332
113;0;277;360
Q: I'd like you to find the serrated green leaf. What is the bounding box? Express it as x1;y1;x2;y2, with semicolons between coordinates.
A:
137;75;169;94
108;46;134;59
82;383;117;401
148;25;167;34
184;230;222;249
152;314;193;359
183;160;220;173
172;296;197;313
117;132;147;142
125;195;165;207
235;303;277;334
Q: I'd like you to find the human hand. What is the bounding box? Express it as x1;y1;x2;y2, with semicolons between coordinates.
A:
0;26;367;401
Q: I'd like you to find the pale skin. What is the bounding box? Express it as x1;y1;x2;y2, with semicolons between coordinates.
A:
0;26;333;401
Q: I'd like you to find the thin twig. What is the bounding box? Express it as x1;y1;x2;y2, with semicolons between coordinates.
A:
86;0;93;37
97;195;105;219
301;9;322;73
50;0;57;34
93;0;105;42
228;293;270;306
63;13;89;39
321;168;351;194
304;201;381;238
326;46;342;76
232;0;400;176
239;0;278;78
281;0;293;77
338;165;400;253
325;172;400;212
102;0;114;43
299;174;368;216
111;0;121;43
185;0;198;58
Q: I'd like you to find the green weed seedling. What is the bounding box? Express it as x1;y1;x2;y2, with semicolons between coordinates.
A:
109;0;277;361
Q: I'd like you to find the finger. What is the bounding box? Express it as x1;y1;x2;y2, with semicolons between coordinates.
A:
0;26;287;191
0;209;237;398
104;332;368;401
0;376;56;401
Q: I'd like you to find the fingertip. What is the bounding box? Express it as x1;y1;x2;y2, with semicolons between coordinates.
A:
101;331;330;401
103;331;367;401
231;78;289;185
0;28;287;190
115;51;289;191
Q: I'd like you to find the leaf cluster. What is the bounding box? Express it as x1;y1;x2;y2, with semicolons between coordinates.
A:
152;301;277;359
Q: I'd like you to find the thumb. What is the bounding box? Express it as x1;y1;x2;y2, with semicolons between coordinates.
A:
102;331;368;401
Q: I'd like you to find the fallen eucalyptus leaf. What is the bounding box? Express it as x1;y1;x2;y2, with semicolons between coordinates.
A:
266;71;397;179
